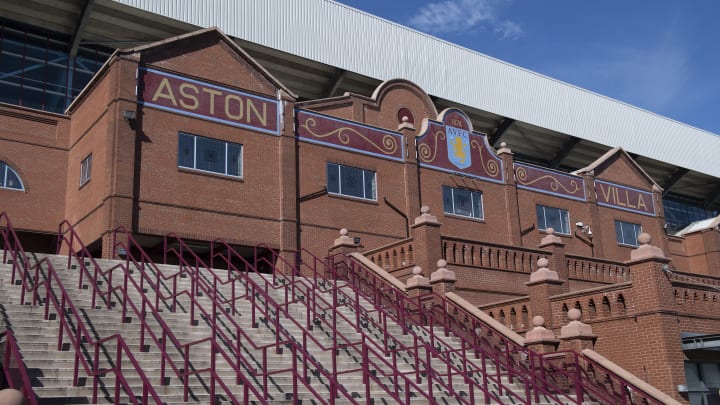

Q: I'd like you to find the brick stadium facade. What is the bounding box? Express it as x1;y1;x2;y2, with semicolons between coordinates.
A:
2;28;719;403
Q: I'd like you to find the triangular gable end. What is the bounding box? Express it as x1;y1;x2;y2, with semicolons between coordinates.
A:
124;27;296;100
574;147;661;192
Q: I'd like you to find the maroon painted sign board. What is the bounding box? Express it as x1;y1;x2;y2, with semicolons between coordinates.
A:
138;67;280;135
595;179;656;216
416;109;504;183
296;109;404;162
514;162;586;201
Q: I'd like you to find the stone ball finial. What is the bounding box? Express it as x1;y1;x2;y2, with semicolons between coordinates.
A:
412;266;422;275
638;233;651;245
339;228;348;236
402;116;409;122
567;308;581;321
500;142;507;148
546;227;555;235
437;259;447;268
421;205;430;214
537;257;549;268
532;315;545;327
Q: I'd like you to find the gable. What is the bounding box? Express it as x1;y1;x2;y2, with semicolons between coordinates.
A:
136;31;285;98
576;147;659;191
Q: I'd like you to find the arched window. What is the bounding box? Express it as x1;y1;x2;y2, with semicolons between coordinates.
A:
1;162;24;191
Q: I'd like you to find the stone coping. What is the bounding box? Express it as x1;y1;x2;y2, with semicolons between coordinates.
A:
445;292;526;347
349;252;408;292
581;349;682;405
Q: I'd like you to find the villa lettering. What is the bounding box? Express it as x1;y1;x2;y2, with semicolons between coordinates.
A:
595;180;655;216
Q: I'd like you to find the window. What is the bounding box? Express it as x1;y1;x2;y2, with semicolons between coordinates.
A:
442;186;484;219
0;161;24;191
0;24;109;113
79;154;92;186
327;163;376;200
536;205;570;234
178;133;242;177
615;220;642;247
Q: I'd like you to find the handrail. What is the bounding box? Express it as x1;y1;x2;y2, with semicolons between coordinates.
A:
580;349;680;405
334;250;674;405
162;233;360;404
325;252;554;404
212;239;470;403
107;227;274;403
0;329;38;405
0;217;164;404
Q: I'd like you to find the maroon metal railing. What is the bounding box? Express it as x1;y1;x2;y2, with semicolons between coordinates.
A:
122;230;374;404
323;251;668;405
0;214;163;404
300;251;548;404
55;224;273;404
160;232;355;404
0;329;38;405
212;239;481;403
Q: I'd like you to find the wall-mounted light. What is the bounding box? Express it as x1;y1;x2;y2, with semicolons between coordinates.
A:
123;109;136;121
576;221;592;237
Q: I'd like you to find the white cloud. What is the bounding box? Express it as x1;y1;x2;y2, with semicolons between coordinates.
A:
408;0;522;39
494;20;523;40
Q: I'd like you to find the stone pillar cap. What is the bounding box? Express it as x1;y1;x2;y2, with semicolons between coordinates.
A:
560;309;596;339
629;233;668;262
430;259;456;283
406;266;431;288
539;228;564;247
496;141;512;155
413;205;439;226
525;316;559;343
333;228;356;247
528;257;560;283
397;115;416;131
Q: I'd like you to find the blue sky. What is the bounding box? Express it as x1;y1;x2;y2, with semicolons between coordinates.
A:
334;0;720;135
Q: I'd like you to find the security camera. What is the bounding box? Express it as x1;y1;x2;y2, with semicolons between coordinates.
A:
575;221;584;228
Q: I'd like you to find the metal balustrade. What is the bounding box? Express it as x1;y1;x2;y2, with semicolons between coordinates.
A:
324;251;669;405
1;213;163;404
0;329;38;405
211;239;482;403
0;211;676;404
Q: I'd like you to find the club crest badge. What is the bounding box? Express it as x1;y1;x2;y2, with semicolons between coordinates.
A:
446;125;471;169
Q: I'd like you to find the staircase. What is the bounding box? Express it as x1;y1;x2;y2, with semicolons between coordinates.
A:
0;214;669;404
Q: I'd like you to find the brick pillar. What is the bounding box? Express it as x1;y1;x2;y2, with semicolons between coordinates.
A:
525;257;565;329
625;233;686;402
411;206;442;277
398;118;422;223
585;171;605;258
406;265;431;299
628;233;672;312
538;228;569;292
524;315;559;354
430;259;456;296
558;308;597;352
328;228;360;257
498;143;522;246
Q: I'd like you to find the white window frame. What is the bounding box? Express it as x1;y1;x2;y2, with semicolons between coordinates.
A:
178;132;243;178
536;205;570;235
0;161;25;191
442;186;484;220
615;220;642;247
327;163;377;201
79;154;92;186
